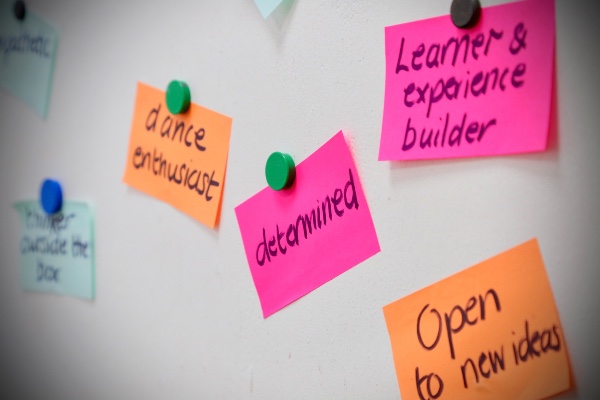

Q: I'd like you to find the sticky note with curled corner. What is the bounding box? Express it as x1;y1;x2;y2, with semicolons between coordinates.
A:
253;0;287;18
380;0;556;160
0;2;58;117
235;131;380;318
383;239;571;400
14;200;95;300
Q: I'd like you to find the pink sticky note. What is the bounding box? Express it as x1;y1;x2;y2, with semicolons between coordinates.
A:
379;0;556;161
235;132;380;318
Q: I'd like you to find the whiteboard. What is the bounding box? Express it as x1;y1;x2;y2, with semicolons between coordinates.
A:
0;0;598;398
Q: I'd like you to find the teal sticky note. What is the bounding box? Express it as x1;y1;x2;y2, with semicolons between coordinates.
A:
0;2;58;118
14;200;95;300
253;0;284;18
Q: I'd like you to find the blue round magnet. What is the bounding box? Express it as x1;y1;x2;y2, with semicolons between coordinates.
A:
40;179;63;214
14;1;26;21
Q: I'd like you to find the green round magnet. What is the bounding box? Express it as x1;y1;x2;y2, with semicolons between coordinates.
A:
265;152;295;191
450;0;481;29
166;80;191;114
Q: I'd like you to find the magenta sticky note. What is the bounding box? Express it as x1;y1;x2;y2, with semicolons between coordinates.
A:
379;0;556;161
235;132;380;318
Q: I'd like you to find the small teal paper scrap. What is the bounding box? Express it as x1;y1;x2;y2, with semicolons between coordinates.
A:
14;200;95;300
0;2;58;118
253;0;284;18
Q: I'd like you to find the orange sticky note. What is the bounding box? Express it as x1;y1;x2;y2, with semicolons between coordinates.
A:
383;239;571;400
123;82;232;228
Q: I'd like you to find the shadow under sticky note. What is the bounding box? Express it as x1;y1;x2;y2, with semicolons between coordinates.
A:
383;239;571;400
122;82;232;229
380;0;555;160
14;200;95;300
235;131;381;318
0;2;58;118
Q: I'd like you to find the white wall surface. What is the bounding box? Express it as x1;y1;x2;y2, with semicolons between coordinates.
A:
0;0;598;399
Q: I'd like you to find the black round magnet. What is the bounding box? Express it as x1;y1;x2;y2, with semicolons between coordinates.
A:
450;0;481;29
14;0;26;21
